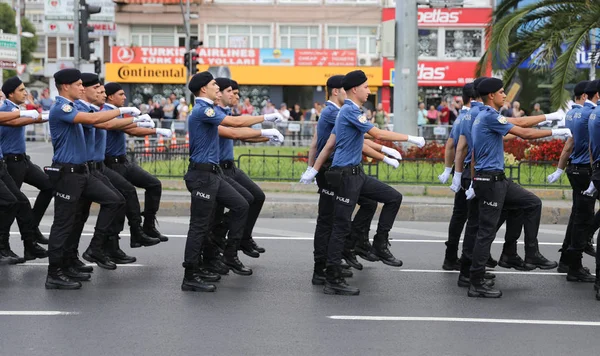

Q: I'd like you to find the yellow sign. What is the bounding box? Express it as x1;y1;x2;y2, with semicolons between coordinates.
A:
105;63;383;87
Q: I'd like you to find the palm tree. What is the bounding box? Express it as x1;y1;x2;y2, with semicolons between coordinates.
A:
477;0;600;109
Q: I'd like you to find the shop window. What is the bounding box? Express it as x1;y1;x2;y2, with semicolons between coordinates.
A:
418;29;438;58
444;29;484;59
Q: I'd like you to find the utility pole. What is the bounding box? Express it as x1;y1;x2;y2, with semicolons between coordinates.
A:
74;0;80;70
393;0;418;136
180;0;193;102
15;0;21;68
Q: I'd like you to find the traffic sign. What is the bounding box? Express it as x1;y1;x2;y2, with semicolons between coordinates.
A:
0;60;17;69
0;49;17;61
0;34;17;49
16;64;26;75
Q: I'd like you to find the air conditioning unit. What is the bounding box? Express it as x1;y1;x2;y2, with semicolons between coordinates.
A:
358;54;373;66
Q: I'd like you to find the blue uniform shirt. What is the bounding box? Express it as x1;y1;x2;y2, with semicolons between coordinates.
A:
74;100;96;162
216;106;234;162
565;103;588;164
331;99;374;167
460;101;484;164
316;100;340;159
104;103;127;157
449;106;469;150
472;106;515;172
89;104;107;162
587;102;600;163
188;97;226;164
0;100;25;155
49;96;87;164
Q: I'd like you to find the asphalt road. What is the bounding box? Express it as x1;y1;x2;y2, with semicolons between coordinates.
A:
1;217;598;356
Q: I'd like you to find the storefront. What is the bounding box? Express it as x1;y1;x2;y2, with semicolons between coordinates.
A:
380;7;493;112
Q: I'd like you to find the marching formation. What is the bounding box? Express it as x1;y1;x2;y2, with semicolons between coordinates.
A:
0;68;597;301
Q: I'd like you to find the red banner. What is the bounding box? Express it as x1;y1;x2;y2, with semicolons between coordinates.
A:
111;47;260;66
294;49;356;66
382;7;492;27
382;58;490;87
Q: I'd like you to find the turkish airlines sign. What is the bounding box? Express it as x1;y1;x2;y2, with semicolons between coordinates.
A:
111;46;259;66
382;8;492;27
383;59;490;87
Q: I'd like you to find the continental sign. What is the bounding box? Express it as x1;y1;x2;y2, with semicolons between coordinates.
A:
105;63;382;86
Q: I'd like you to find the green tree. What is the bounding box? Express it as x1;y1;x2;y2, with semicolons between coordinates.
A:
0;2;38;77
476;0;600;109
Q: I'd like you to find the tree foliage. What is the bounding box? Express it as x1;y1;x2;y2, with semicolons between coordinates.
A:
0;3;38;68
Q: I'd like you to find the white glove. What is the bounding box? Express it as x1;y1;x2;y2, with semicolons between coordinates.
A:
119;107;141;116
407;135;426;148
465;182;476;200
438;167;452;184
20;110;39;120
583;181;597;197
300;167;318;184
156;128;172;138
547;168;564;184
382;156;400;169
40;113;49;122
381;145;402;160
264;112;284;123
449;171;462;192
133;114;152;123
137;121;155;128
551;128;572;138
544;111;564;123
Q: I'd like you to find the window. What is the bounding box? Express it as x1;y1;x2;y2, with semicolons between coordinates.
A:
58;37;74;59
206;25;271;48
418;29;438;58
279;25;319;49
325;0;379;4
131;25;176;47
444;29;483;59
327;26;377;55
278;0;320;3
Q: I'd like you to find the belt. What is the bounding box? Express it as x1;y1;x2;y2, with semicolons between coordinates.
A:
219;160;235;169
87;161;103;170
54;162;88;174
4;154;26;162
474;171;505;182
105;155;128;164
331;165;362;175
594;161;600;170
0;159;5;169
189;162;220;173
568;163;591;169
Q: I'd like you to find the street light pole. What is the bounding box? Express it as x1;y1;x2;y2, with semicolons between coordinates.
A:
393;0;418;136
15;0;21;69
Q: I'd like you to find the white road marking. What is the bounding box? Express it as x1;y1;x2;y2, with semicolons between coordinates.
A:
328;315;600;327
395;269;569;276
0;311;78;316
20;263;145;267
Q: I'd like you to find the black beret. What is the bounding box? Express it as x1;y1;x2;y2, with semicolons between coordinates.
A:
462;83;476;99
477;77;503;96
188;71;213;93
585;80;599;94
1;76;22;96
574;81;590;96
326;75;345;89
342;70;368;91
54;68;81;85
81;73;100;87
215;77;232;92
472;76;488;94
230;79;239;90
104;82;123;96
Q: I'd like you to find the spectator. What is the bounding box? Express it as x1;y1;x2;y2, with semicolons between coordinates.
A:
427;105;439;125
512;101;525;117
241;98;254;115
500;101;513;117
289;103;302;122
177;98;189;120
374;103;390;128
40;89;53;111
366;109;374;124
163;98;175;120
417;102;427;127
439;100;450;125
310;102;321;121
261;100;276;115
169;93;179;119
531;103;544;116
149;101;164;121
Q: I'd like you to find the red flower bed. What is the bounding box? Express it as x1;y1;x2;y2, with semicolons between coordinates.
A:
503;138;531;161
527;139;565;162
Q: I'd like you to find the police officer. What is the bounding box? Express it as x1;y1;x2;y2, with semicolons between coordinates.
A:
0;84;45;264
588;81;600;300
103;83;170;244
467;77;572;298
182;71;283;292
0;77;52;247
300;70;424;295
45;68;141;289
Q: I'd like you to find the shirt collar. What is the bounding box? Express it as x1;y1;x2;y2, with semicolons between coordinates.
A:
104;102;117;109
90;104;100;111
57;96;74;105
572;104;583;108
461;106;469;111
585;99;597;107
344;99;361;109
327;100;341;109
484;105;500;114
5;99;18;108
471;101;483;107
196;97;213;105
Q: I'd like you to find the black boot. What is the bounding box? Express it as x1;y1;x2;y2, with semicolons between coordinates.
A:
69;255;93;273
442;244;460;271
181;267;216;292
202;257;229;275
584;240;596;257
239;240;260;258
248;238;265;254
323;265;359;296
211;227;227;254
63;265;91;281
457;258;472;287
312;261;326;285
341;268;353;278
355;230;378;262
196;268;221;282
143;215;169;242
370;233;402;267
106;236;137;264
595;269;600;301
0;235;25;264
130;225;160;248
467;271;502;298
35;228;49;245
83;234;117;270
23;240;48;261
342;249;363;270
525;251;558;270
498;253;536;271
223;241;252;276
45;265;82;290
486;256;498;268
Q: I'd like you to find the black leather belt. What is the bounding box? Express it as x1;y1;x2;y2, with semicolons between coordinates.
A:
87;161;103;170
105;155;128;164
331;165;362;175
189;162;220;173
474;171;505;182
54;162;88;174
219;160;235;169
594;161;600;170
4;154;26;162
568;163;591;169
